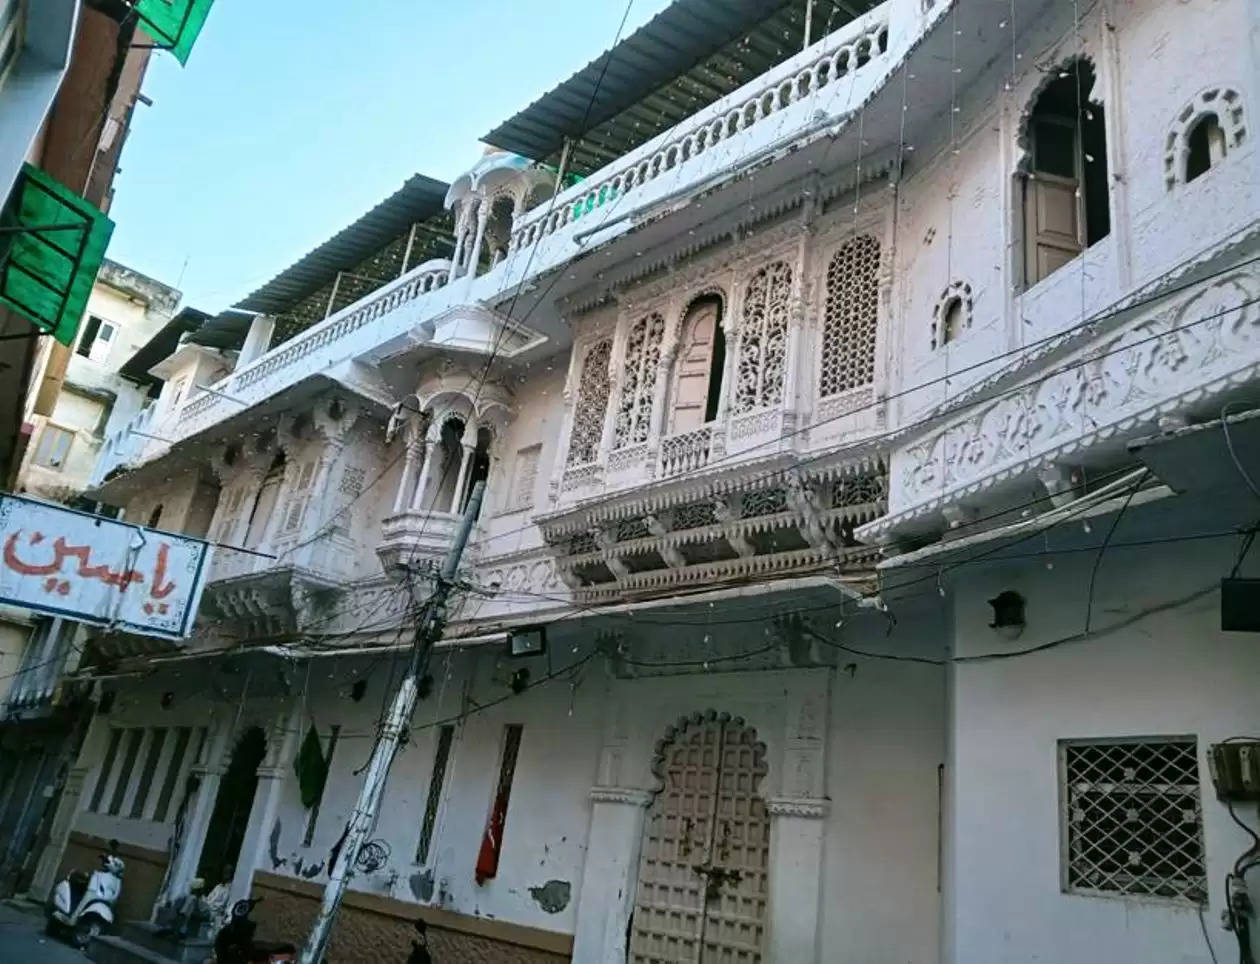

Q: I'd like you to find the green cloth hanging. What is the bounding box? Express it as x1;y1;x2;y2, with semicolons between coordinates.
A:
294;725;328;809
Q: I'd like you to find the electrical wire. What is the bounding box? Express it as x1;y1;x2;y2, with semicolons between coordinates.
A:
471;272;1260;553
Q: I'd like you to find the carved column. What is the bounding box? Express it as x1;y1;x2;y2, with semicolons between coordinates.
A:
160;725;233;907
450;204;470;279
448;420;479;513
780;245;809;439
764;669;831;963
466;199;491;285
231;703;301;901
645;347;675;474
571;786;654;963
410;437;438;512
393;436;422;514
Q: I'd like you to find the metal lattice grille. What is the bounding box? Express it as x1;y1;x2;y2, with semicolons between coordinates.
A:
1062;738;1206;902
614;313;666;448
567;339;612;465
819;235;879;397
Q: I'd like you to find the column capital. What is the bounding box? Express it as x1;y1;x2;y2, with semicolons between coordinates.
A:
589;785;654;808
764;796;829;819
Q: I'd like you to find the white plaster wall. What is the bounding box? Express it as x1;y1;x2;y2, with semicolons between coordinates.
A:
821;617;945;962
947;538;1260;964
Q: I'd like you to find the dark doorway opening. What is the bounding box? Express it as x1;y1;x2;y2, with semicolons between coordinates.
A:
196;727;266;883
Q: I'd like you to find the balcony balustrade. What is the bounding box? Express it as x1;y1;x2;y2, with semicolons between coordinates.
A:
96;0;917;475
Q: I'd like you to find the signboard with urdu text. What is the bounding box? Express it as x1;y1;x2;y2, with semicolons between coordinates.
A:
0;493;211;640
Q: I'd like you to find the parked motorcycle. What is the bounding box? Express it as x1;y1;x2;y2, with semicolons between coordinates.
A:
45;852;124;949
213;897;297;964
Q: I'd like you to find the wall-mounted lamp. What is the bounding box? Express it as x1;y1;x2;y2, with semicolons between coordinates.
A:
988;590;1026;640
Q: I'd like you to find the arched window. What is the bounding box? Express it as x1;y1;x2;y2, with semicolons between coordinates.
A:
245;451;286;548
668;295;725;433
1186;114;1226;182
734;261;793;414
1022;59;1109;288
567;339;612;465
613;313;665;448
459;427;493;513
1164;88;1246;189
820;235;880;397
931;281;973;350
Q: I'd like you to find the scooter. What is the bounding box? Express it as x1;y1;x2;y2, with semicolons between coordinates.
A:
46;852;124;949
213;897;296;964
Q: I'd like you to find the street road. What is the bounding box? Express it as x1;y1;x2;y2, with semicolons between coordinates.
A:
0;902;86;963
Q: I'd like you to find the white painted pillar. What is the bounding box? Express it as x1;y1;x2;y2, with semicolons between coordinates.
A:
465;201;491;289
237;315;275;370
393;440;422;514
764;799;829;962
409;439;437;512
232;704;301;901
570;787;654;963
448;431;477;514
160;727;232;906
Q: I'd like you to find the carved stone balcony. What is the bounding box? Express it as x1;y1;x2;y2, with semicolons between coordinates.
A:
540;456;888;604
376;510;464;580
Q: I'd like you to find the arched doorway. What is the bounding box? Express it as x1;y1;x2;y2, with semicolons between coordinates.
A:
196;727;266;883
629;713;770;962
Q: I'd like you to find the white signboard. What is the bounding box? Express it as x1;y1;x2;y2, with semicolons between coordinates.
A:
0;493;211;640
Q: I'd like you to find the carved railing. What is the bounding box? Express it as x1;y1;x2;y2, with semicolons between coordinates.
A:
509;14;892;253
659;426;714;477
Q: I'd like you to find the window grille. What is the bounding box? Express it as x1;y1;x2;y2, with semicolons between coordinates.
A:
88;728;123;813
153;726;192;822
416;725;455;864
820;235;880;397
107;729;144;816
129;728;167;819
569;531;598;556
567;340;613;465
614;314;665;448
734;261;793;413
1061;738;1206;902
740;487;788;518
617;517;650;542
671;501;718;531
280;461;317;535
831;471;887;509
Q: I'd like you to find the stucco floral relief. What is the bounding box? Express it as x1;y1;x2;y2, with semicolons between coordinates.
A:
900;273;1259;505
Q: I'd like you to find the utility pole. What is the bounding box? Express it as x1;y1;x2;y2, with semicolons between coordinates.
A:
299;481;485;964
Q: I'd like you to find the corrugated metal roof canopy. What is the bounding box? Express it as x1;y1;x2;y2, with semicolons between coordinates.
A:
236;173;450;315
482;0;874;176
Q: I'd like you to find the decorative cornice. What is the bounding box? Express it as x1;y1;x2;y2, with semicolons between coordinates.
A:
590;786;655;807
764;796;829;819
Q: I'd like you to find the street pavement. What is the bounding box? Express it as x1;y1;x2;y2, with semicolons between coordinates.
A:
0;902;87;963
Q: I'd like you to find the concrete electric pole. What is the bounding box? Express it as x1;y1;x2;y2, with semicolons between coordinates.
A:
299;481;485;963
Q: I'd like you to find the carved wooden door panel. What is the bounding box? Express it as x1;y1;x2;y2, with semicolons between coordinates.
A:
1024;115;1083;286
629;715;769;964
669;301;721;434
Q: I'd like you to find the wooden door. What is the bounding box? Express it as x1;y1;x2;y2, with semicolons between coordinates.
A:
1024;115;1083;286
630;716;769;963
670;300;722;435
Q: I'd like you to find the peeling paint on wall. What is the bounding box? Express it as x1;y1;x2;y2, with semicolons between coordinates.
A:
528;879;571;914
268;820;287;870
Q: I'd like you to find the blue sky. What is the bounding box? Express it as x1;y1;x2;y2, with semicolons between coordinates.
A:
106;0;671;311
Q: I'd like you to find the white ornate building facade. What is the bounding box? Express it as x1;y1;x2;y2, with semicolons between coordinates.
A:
25;0;1260;961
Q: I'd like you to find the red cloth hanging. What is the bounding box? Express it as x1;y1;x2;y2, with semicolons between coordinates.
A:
475;789;509;884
